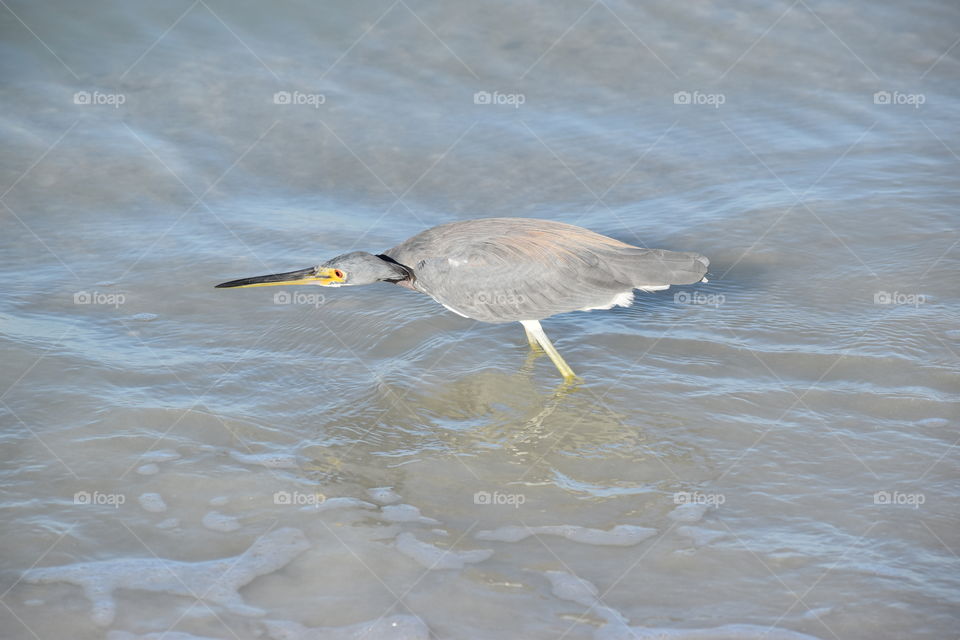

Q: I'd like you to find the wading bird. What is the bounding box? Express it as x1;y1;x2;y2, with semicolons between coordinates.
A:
216;218;709;381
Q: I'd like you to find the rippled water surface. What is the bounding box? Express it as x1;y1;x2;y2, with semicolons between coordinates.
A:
1;1;958;638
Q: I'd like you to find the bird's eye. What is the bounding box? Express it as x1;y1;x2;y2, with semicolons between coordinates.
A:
334;269;344;279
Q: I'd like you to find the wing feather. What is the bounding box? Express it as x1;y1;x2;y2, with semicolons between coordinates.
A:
384;218;707;323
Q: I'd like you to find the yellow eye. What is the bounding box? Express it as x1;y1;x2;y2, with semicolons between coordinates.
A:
334;269;344;279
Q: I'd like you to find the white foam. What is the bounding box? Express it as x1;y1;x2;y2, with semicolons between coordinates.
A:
668;503;709;523
476;524;657;546
595;623;824;640
367;486;402;504
800;607;833;621
137;493;167;513
209;495;230;506
379;504;440;525
676;526;724;547
543;569;599;607
543;571;626;627
202;510;241;532
140;450;181;463
136;463;159;475
23;527;309;626
156;517;179;530
108;632;222;640
264;614;430;639
543;570;822;640
229;450;300;469
395;532;492;569
308;497;376;513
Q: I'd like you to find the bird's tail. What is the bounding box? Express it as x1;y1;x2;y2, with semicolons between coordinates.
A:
606;248;709;288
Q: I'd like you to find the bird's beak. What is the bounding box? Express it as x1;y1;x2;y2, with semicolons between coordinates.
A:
215;266;344;289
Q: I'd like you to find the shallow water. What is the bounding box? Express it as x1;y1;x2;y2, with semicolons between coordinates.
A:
1;1;958;638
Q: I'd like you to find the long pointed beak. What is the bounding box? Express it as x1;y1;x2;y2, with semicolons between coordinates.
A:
215;266;343;288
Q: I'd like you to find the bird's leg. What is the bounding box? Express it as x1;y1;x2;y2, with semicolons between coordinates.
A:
523;325;543;351
519;320;577;381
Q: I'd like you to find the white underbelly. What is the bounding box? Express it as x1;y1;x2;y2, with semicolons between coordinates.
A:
580;289;639;312
440;302;470;318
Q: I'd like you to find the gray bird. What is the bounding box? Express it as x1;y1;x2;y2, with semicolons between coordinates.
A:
216;218;709;380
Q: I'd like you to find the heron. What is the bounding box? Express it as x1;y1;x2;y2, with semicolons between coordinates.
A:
216;218;709;381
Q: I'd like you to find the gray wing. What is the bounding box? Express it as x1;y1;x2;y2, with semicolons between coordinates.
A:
385;218;708;324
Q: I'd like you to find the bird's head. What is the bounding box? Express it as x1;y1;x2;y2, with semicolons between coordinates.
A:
215;251;411;289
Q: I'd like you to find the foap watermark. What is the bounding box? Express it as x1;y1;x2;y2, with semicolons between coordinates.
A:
873;90;924;109
273;490;326;507
74;290;125;308
874;291;925;308
873;490;924;508
476;292;526;306
273;90;326;108
74;491;126;508
73;90;126;108
674;491;725;507
473;90;525;108
273;290;326;308
474;490;525;509
674;290;724;307
674;90;725;109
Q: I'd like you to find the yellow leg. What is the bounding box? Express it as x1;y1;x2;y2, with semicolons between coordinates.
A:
520;320;577;381
523;325;543;351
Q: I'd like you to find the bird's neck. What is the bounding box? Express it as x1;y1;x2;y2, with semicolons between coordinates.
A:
374;254;415;285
